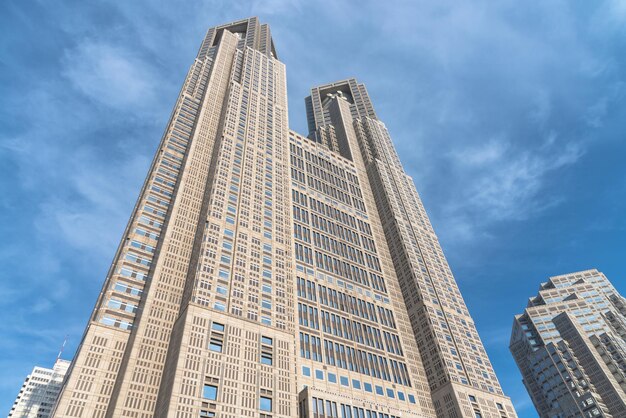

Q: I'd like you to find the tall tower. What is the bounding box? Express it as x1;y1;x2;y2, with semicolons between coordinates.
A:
52;17;516;418
306;80;517;418
510;269;626;417
9;358;70;418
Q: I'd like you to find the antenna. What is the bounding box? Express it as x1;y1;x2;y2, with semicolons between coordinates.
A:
56;335;68;362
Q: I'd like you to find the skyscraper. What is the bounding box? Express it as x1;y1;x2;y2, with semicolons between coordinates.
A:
510;269;626;417
9;358;70;418
52;17;516;418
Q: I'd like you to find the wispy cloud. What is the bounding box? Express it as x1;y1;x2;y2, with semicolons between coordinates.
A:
451;137;508;167
62;40;161;110
1;1;624;416
456;136;585;222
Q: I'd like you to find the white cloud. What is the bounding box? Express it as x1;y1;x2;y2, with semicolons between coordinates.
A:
32;298;54;313
439;135;585;242
452;137;508;167
62;41;160;110
33;148;149;260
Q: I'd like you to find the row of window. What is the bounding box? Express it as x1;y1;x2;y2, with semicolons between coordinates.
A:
289;142;359;186
319;283;394;327
311;212;363;247
99;315;132;330
300;151;363;207
289;145;358;201
102;96;197;325
292;202;374;260
299;332;411;386
304;395;415;418
309;196;359;233
202;384;272;412
307;225;380;271
304;160;351;191
298;302;402;355
206;322;275;366
297;278;392;327
296;244;381;290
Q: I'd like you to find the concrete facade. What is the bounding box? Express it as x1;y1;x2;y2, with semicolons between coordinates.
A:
510;269;626;417
52;17;516;418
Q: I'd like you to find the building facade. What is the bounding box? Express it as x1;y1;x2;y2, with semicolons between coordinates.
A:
52;17;516;418
510;269;626;417
9;358;70;418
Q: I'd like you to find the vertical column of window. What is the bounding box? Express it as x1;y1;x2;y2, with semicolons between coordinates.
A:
300;332;310;360
100;96;200;330
260;336;273;365
208;322;225;353
311;335;322;362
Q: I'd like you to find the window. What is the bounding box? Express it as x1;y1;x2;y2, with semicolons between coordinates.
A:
408;394;416;404
212;322;224;332
203;384;217;401
386;388;395;398
474;412;482;418
261;353;273;365
328;373;337;383
375;386;383;395
262;336;273;345
214;302;225;312
199;411;215;417
340;376;349;387
364;383;373;393
260;396;272;412
316;369;324;380
496;403;504;410
209;341;222;353
302;366;311;377
468;395;477;403
352;379;361;390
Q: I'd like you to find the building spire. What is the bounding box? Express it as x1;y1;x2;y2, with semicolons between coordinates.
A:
56;334;68;362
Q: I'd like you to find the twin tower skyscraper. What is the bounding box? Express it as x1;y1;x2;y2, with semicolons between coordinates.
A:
52;18;517;418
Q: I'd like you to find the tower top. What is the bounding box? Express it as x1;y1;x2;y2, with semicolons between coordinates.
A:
305;78;378;138
197;17;278;61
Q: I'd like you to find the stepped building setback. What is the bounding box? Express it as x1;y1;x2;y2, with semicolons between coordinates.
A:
510;269;626;417
52;17;517;418
9;358;70;418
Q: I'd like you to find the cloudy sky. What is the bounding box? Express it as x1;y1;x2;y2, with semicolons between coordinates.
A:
1;0;625;416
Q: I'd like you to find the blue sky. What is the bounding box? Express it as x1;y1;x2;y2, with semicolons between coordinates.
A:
1;1;625;416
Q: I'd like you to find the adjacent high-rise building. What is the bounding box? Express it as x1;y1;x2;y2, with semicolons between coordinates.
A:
9;358;70;418
52;17;516;418
510;269;626;417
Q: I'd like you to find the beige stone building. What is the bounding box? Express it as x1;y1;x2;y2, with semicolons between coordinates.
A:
52;17;517;418
510;269;626;417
